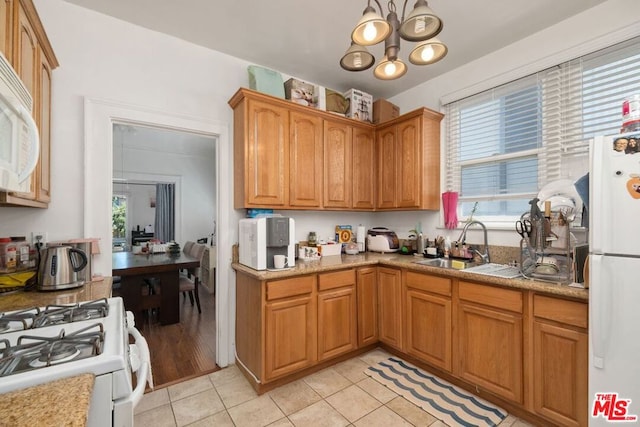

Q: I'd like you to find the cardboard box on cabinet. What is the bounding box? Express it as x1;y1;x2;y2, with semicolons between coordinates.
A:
344;88;373;122
373;99;400;124
284;78;318;108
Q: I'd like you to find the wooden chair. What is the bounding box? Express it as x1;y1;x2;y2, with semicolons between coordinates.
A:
179;243;204;313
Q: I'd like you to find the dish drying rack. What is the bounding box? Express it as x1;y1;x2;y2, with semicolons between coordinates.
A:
519;209;573;284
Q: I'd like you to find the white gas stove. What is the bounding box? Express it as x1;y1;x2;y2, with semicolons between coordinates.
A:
0;297;151;427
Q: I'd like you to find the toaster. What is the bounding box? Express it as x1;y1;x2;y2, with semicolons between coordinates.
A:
367;227;400;253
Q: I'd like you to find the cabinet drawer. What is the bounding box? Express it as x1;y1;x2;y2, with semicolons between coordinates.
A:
318;269;356;291
459;281;523;313
534;294;588;329
267;275;315;301
405;271;451;296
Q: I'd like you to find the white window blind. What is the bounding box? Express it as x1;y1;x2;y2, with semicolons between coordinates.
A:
444;36;640;222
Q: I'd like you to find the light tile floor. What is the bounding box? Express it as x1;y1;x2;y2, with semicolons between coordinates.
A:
134;348;534;427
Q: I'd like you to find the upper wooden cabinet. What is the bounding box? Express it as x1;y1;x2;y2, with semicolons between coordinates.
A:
323;119;352;208
376;109;443;210
0;0;58;208
290;110;323;208
0;1;12;61
351;126;376;209
233;96;289;208
229;88;440;211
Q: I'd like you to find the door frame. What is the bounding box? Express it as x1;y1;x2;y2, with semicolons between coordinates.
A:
83;97;235;367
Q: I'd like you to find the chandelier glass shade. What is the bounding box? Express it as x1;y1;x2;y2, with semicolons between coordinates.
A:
340;0;447;80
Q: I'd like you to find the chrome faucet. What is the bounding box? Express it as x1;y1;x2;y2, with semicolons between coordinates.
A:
457;220;491;264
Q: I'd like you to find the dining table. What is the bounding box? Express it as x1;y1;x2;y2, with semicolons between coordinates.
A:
112;251;200;326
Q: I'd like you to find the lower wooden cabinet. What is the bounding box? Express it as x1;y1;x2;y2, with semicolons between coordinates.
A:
457;281;524;403
317;270;357;361
265;293;317;380
356;267;378;347
378;267;403;350
236;264;588;421
264;275;317;381
404;271;452;372
532;295;588;426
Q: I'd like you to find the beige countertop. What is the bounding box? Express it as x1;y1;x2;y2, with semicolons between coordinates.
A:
233;253;589;301
0;373;94;427
0;277;113;312
0;280;112;426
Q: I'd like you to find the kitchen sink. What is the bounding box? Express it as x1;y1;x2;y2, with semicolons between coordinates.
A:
463;263;522;279
414;258;522;278
414;258;477;269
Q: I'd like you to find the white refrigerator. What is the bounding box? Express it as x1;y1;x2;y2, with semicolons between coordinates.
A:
589;133;640;425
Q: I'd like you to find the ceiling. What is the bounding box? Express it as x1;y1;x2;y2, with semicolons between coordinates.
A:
62;0;607;99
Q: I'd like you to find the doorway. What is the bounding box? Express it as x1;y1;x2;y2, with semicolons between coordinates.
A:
83;97;236;371
111;122;218;386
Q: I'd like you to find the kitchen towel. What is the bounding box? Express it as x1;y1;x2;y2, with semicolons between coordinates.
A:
366;357;507;427
442;191;459;229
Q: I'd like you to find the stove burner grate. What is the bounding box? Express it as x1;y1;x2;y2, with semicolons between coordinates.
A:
0;323;105;377
0;307;41;333
32;298;109;328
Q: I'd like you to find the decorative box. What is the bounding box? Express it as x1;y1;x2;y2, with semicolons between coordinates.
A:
344;88;373;122
373;99;400;124
247;65;285;98
284;78;317;108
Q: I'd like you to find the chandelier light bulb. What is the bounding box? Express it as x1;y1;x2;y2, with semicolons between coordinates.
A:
363;22;377;42
414;17;426;35
421;45;435;61
353;52;362;68
384;62;397;76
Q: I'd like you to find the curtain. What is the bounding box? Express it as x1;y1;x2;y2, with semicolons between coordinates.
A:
154;183;175;243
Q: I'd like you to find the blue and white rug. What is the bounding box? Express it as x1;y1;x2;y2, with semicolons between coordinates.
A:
366;357;508;427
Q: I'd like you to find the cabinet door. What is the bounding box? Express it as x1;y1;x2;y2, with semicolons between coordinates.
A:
0;0;12;61
377;267;402;350
290;111;322;207
352;126;375;209
376;126;396;209
36;49;52;202
317;286;357;360
245;98;289;207
323;119;352;208
396;116;421;208
405;274;452;372
11;4;37;200
458;302;523;403
357;267;378;347
533;321;588;427
265;294;317;380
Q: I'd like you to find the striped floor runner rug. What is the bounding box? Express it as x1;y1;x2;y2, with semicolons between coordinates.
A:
366;357;507;427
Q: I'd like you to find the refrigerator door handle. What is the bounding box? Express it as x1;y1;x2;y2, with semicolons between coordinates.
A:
590;254;610;369
589;139;604;254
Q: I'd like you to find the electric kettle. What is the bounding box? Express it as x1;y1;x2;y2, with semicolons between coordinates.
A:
38;245;88;291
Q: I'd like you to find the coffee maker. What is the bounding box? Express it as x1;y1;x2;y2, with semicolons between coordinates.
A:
239;217;295;270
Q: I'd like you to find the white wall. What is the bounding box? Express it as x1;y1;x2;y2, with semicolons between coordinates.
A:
389;0;640;247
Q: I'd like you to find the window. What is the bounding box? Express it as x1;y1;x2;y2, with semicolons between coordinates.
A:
444;36;640;224
112;195;127;250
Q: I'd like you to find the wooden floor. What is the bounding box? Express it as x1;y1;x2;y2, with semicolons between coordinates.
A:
138;287;219;389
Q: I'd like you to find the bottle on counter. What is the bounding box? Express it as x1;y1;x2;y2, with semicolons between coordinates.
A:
307;231;317;247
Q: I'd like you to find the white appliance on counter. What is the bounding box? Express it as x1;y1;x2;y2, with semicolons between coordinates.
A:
0;51;39;193
589;133;640;425
239;216;295;270
0;297;151;427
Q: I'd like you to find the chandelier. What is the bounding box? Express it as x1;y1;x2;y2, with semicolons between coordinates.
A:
340;0;447;80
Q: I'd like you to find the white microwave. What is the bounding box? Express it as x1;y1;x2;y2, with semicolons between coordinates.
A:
0;51;39;193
